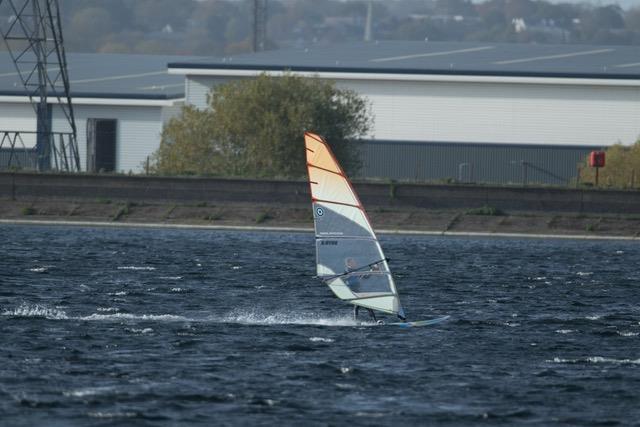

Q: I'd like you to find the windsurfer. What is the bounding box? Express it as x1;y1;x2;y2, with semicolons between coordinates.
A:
345;258;379;321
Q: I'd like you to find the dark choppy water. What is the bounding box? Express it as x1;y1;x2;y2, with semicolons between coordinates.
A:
1;224;639;426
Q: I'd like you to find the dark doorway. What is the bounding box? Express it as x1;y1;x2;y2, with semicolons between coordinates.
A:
87;119;117;172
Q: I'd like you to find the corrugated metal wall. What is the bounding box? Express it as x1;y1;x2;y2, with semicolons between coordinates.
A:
358;140;597;185
0;148;37;169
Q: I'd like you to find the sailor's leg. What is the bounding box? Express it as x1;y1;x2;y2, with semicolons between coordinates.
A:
353;305;359;320
367;309;377;322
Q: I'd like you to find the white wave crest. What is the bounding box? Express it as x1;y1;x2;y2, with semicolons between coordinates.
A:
64;386;117;398
617;331;639;337
79;313;191;322
117;266;156;271
309;337;335;343
108;291;128;296
126;327;154;334
2;304;195;323
220;311;364;327
88;411;137;419
549;356;640;365
2;304;69;319
3;304;375;327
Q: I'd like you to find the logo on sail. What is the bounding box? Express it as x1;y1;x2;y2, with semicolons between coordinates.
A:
316;207;324;217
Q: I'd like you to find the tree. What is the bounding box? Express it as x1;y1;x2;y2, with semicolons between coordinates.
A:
434;0;476;17
151;73;372;178
68;7;113;51
150;106;222;175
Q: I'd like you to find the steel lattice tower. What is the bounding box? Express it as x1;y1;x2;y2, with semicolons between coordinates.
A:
0;0;80;171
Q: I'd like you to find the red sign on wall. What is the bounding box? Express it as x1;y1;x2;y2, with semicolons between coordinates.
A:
589;151;605;168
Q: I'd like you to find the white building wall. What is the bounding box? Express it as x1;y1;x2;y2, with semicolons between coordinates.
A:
1;100;178;172
339;79;640;147
184;74;640;147
52;104;165;173
0;102;37;147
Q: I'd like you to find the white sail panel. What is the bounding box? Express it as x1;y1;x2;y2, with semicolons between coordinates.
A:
327;277;400;315
352;295;400;315
312;202;374;238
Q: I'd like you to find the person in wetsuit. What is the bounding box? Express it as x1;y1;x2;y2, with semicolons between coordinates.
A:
344;258;380;321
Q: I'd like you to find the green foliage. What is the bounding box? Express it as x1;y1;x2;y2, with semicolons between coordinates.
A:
112;203;130;221
149;106;222;175
465;205;503;216
151;73;371;178
255;211;273;224
389;180;397;199
204;211;224;221
165;205;177;218
579;141;640;188
21;207;36;216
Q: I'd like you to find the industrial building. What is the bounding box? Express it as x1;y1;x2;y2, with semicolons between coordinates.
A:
169;41;640;184
3;41;640;184
0;53;195;173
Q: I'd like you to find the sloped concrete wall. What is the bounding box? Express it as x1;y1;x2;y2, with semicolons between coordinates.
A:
1;172;639;214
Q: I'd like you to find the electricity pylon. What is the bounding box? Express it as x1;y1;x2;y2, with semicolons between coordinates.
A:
0;0;80;171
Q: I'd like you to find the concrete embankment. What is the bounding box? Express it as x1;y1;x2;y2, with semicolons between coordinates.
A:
1;172;639;238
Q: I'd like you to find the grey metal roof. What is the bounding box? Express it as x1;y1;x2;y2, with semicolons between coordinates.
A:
168;41;640;80
0;52;204;100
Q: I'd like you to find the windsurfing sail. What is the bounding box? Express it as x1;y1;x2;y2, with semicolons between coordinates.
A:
304;131;406;319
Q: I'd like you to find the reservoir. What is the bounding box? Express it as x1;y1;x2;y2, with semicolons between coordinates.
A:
1;225;639;425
